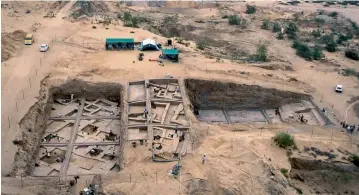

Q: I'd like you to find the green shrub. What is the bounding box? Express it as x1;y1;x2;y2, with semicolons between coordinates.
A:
336;33;351;44
315;18;325;23
246;4;256;14
274;132;295;148
312;46;324;60
123;11;132;23
261;20;269;30
272;22;281;32
343;68;358;76
345;49;359;61
325;40;337;52
352;154;359;167
312;29;321;37
286;22;298;39
321;34;334;44
228;15;241;25
277;32;284;40
280;168;288;177
131;17;139;28
328;11;338;17
255;43;268;62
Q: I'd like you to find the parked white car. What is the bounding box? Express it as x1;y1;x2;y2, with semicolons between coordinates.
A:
335;85;343;93
40;44;49;52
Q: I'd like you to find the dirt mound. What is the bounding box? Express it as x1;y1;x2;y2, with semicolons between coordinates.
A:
290;157;359;194
70;1;109;19
1;30;26;62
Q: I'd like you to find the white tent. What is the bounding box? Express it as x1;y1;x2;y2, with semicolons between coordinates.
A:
140;38;160;51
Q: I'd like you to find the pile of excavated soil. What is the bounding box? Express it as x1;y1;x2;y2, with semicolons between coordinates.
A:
1;30;26;62
290;157;359;194
185;79;311;110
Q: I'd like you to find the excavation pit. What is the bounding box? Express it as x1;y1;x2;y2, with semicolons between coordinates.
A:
185;79;330;126
13;79;125;176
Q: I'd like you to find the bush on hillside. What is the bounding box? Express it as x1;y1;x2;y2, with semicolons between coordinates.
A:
312;29;321;37
255;43;268;62
272;22;281;32
326;40;337;52
277;32;284;40
345;49;359;61
312;45;324;60
328;11;338;17
246;4;256;14
274;132;295;148
337;33;353;44
343;68;358;76
228;15;241;25
261;20;269;30
286;22;298;39
352;154;359;167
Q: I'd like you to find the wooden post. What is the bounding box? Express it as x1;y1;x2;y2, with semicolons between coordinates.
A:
28;78;31;88
22;90;25;100
8;116;10;129
21;176;23;187
156;172;158;184
16;101;18;112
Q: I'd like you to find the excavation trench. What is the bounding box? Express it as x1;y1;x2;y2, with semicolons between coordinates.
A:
184;79;326;125
12;79;125;176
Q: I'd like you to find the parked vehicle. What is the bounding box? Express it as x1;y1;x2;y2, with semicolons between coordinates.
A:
40;44;49;52
335;85;343;93
24;34;34;45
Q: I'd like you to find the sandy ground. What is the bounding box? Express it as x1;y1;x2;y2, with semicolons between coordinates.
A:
1;1;359;194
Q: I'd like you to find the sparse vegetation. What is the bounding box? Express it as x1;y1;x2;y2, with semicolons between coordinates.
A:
222;15;228;19
280;168;288;177
246;4;256;14
286;22;298;40
312;45;324;60
196;40;207;50
255;43;268;62
159;15;180;37
325;40;337;52
345;49;359;61
312;29;321;38
228;14;241;25
277;32;284;40
315;17;325;24
272;22;281;33
261;20;269;30
352;154;359;167
292;41;313;60
122;12;139;28
343;68;359;77
336;33;352;44
328;11;338;17
274;132;295;148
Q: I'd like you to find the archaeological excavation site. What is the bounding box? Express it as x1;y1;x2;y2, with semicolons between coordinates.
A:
12;79;125;176
11;78;334;177
185;79;331;127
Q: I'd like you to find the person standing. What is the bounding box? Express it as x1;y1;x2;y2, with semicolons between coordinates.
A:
202;154;206;164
